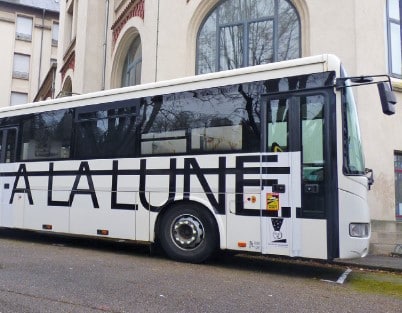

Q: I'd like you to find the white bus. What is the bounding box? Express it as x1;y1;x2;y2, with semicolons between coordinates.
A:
0;55;396;263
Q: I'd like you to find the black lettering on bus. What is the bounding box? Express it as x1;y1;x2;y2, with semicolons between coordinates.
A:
235;155;260;216
111;160;137;210
48;162;70;206
234;155;290;216
183;157;226;214
9;164;33;205
68;161;99;208
139;158;177;212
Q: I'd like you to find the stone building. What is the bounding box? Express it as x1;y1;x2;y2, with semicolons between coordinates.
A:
0;0;59;104
50;0;402;253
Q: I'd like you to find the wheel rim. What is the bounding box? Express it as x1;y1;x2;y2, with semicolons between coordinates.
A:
170;214;204;250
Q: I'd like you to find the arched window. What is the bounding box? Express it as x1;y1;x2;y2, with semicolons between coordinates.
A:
196;0;300;74
60;76;72;97
121;36;142;86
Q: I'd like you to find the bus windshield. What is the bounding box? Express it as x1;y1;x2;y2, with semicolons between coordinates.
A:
343;82;365;175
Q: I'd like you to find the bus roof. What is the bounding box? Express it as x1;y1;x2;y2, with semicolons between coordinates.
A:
1;54;341;117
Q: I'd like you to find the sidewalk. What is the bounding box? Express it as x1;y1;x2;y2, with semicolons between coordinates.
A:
334;254;402;272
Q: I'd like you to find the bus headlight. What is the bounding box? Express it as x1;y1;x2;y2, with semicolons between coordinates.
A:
349;223;370;238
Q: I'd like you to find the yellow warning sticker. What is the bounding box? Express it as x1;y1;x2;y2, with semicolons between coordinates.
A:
266;193;280;211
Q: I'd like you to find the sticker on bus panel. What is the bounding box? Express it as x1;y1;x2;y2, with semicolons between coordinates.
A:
266;193;280;211
269;218;288;245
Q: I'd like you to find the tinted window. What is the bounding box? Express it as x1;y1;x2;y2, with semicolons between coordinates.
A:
139;83;262;155
0;128;17;163
21;109;72;160
75;101;138;159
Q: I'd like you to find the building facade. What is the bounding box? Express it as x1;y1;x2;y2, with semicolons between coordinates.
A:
56;0;401;253
0;0;59;105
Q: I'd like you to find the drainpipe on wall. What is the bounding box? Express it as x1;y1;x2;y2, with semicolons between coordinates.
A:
38;9;45;90
51;63;56;99
102;0;110;90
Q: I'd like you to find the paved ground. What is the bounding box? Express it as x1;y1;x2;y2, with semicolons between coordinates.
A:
0;229;401;313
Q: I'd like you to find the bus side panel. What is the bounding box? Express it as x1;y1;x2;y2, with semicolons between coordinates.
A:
21;163;69;232
298;219;327;259
0;164;23;228
224;154;262;253
226;207;261;252
68;160;136;239
24;188;70;233
338;185;370;258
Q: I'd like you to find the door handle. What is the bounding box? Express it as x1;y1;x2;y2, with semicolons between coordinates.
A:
304;184;319;193
272;184;286;193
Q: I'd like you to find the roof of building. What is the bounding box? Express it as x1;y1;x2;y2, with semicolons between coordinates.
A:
0;0;59;12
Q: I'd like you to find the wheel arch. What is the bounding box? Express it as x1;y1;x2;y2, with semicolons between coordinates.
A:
154;199;226;250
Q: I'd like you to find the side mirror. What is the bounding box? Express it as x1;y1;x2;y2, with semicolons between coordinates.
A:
377;82;397;115
365;168;374;190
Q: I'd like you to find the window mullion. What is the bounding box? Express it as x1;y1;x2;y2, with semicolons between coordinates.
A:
273;0;279;62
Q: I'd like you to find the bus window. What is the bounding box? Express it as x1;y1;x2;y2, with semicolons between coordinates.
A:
302;95;325;182
265;91;330;220
21;110;72;160
140;84;261;156
267;99;288;152
140;95;188;155
0;128;17;163
75;103;137;159
343;85;365;175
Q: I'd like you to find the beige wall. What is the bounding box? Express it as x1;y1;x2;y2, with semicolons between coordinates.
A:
0;3;58;106
55;0;402;222
0;9;16;106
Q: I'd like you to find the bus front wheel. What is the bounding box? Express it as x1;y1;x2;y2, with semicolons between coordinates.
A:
158;203;219;263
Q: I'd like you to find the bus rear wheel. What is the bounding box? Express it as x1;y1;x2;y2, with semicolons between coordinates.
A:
158;203;219;263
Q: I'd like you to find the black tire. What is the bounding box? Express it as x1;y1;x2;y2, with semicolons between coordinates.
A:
158;202;219;263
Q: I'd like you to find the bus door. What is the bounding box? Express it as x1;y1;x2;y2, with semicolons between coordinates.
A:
260;90;337;259
0;127;22;227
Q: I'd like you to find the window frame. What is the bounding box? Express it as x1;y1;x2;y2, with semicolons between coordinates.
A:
12;53;30;80
10;92;28;106
15;15;33;41
121;36;142;87
52;22;59;46
395;151;402;220
387;0;402;78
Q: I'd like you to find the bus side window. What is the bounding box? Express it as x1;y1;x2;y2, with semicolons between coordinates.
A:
0;128;17;163
267;99;289;152
302;95;325;182
21;110;72;161
5;128;17;163
0;130;2;162
75;102;137;159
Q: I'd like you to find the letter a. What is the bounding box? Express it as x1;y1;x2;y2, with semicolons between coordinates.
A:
69;162;99;208
10;164;33;205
